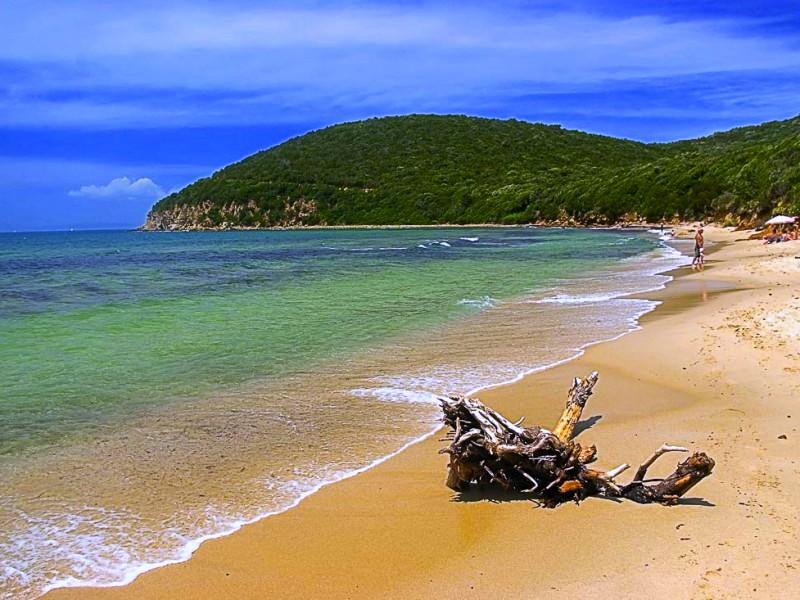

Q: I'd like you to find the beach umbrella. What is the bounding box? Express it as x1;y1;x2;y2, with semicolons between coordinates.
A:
765;215;796;225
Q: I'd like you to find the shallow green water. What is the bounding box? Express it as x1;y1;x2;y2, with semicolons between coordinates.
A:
0;227;682;599
0;227;657;455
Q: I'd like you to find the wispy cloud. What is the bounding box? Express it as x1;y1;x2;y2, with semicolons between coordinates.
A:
0;1;798;129
68;176;165;200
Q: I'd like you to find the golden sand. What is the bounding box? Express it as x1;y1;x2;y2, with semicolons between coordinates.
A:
48;226;800;599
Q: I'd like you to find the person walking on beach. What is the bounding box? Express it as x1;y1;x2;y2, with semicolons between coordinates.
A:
692;227;705;270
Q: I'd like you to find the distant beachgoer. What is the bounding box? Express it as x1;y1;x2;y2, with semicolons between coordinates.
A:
692;228;704;270
764;232;789;244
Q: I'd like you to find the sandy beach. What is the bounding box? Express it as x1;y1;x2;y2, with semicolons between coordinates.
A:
47;226;800;599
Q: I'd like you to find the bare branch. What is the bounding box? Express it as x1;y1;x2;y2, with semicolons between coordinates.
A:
632;444;688;483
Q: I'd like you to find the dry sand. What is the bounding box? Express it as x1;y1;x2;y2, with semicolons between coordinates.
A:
48;226;800;599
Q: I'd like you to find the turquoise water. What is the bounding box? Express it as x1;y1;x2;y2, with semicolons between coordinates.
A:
1;228;658;455
0;227;682;598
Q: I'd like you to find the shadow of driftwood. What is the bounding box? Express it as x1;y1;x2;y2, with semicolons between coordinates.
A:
573;414;602;437
675;497;716;507
590;494;624;504
451;486;540;504
451;486;715;507
588;495;715;507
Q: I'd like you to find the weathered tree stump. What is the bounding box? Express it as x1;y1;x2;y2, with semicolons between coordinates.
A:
439;372;714;506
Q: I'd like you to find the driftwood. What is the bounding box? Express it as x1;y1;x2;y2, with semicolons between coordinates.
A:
439;372;714;506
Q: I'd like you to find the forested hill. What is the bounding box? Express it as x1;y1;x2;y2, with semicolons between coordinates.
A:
144;114;800;230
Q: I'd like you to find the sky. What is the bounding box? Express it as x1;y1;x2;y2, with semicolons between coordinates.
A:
1;1;799;231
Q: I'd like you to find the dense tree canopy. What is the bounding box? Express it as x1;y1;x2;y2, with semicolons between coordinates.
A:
148;114;800;228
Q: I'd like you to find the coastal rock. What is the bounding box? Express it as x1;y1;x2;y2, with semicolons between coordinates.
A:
142;198;321;231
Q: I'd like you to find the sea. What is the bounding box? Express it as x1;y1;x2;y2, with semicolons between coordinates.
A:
0;227;686;598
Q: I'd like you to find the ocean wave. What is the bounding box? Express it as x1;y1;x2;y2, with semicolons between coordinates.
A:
2;504;163;599
351;364;532;406
530;236;686;307
619;239;689;274
418;240;452;248
32;436;440;598
350;387;440;405
530;292;618;304
647;228;675;241
459;237;479;242
458;296;497;309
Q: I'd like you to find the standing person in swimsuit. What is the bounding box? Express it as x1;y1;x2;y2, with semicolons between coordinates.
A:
692;227;704;270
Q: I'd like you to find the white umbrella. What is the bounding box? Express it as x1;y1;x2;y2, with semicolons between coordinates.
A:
765;215;796;225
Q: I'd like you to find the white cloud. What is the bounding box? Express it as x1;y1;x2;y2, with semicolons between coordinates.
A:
68;176;165;200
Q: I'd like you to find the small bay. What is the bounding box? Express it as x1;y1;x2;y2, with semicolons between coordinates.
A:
0;227;683;598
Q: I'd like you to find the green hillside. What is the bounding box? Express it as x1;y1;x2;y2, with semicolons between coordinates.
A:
145;114;800;229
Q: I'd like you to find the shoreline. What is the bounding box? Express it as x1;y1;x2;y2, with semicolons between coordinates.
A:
47;226;800;598
1;226;678;600
37;230;684;596
39;231;710;596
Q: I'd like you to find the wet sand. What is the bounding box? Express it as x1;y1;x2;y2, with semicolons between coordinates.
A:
48;226;800;599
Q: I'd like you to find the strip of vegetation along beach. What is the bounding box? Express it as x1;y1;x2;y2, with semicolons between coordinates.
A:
44;226;800;598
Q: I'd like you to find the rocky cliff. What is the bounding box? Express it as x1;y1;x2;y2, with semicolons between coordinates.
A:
143;198;321;231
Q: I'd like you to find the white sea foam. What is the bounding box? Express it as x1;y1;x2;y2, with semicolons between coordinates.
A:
32;432;447;600
458;296;497;309
531;292;618;305
350;296;659;413
350;387;441;405
616;244;688;286
647;228;675;241
351;364;531;408
460;237;479;242
32;422;439;598
529;240;686;307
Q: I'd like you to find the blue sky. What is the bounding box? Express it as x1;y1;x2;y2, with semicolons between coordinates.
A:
1;1;799;231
